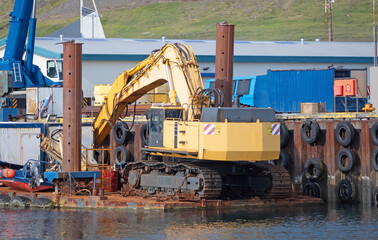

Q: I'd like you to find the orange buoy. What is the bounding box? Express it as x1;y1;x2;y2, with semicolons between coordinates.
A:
5;169;16;178
0;169;15;178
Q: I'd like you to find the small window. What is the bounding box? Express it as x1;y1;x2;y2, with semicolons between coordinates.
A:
165;109;182;119
47;60;57;78
236;79;251;95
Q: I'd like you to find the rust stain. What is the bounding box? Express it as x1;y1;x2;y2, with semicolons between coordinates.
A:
0;187;322;210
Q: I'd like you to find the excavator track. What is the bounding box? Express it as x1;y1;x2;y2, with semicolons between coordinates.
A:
122;161;291;201
255;163;292;199
122;161;222;201
203;161;292;200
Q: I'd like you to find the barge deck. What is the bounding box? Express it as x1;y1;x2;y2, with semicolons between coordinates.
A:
0;186;323;210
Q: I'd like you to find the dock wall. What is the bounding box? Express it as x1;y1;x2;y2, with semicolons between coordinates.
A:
282;118;378;204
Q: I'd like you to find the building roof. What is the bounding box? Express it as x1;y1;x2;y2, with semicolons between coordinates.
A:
0;37;376;63
47;20;82;38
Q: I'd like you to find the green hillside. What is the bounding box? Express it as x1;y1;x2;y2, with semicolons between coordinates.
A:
0;0;375;42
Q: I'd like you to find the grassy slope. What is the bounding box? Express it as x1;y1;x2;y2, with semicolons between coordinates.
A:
0;0;375;41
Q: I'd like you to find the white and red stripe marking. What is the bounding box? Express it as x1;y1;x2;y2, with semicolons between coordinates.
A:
204;124;215;135
271;124;280;135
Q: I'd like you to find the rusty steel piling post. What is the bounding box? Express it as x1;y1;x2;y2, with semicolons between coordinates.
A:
63;41;83;172
215;22;235;107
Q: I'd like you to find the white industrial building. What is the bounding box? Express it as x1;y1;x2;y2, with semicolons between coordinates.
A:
0;37;375;98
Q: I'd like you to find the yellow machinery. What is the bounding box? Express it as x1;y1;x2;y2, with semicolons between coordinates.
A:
94;43;290;201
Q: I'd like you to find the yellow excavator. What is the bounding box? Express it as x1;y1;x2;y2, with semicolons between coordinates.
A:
93;43;290;201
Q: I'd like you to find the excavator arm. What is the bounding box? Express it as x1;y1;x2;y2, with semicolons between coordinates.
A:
94;43;204;147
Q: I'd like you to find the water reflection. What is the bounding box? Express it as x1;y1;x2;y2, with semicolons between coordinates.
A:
0;204;376;239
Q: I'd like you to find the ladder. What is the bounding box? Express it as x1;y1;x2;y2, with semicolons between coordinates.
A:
13;62;22;83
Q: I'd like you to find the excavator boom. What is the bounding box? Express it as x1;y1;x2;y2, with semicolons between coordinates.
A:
94;43;203;147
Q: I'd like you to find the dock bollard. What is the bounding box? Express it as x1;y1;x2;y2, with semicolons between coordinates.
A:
98;188;104;198
93;188;98;196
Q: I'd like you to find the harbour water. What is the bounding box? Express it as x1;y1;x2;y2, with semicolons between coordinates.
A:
0;204;376;239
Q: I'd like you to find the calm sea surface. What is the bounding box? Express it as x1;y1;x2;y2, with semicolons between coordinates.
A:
0;204;376;240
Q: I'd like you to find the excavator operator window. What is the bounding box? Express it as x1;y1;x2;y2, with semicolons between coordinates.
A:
149;109;164;147
165;109;182;120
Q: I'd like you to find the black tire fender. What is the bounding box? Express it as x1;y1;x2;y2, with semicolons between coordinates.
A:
370;122;378;146
373;187;378;206
274;149;290;169
113;145;131;166
336;148;356;173
0;194;11;205
94;150;110;165
304;158;324;181
335;122;355;147
303;182;322;198
337;179;356;203
10;196;31;207
30;198;54;208
280;124;289;148
301;120;320;145
140;124;149;147
370;148;378;172
113;121;129;145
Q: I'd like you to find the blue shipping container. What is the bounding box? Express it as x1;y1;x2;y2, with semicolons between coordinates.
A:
206;68;366;113
261;69;335;112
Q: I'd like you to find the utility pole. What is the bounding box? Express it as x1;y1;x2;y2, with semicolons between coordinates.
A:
329;0;334;42
325;0;327;41
325;0;334;42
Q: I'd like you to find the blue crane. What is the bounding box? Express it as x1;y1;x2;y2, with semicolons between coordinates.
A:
0;0;63;101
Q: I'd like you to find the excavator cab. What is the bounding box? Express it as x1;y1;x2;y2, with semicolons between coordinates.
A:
149;106;184;148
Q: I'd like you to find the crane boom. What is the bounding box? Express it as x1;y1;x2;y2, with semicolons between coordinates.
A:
94;43;204;147
0;0;62;98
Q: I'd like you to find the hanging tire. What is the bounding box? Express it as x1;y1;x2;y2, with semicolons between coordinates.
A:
274;149;290;169
304;158;324;181
337;179;356;203
94;150;110;164
335;122;355;147
113;146;131;166
370;122;378;146
303;182;322;198
280;124;289;148
371;148;378;172
140;124;149;147
301;120;320;145
113;121;129;145
336;148;356;173
373;188;378;206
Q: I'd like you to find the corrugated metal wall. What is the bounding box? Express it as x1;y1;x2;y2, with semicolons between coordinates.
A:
257;69;335;112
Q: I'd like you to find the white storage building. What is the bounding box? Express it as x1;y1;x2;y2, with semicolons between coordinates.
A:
0;37;375;98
